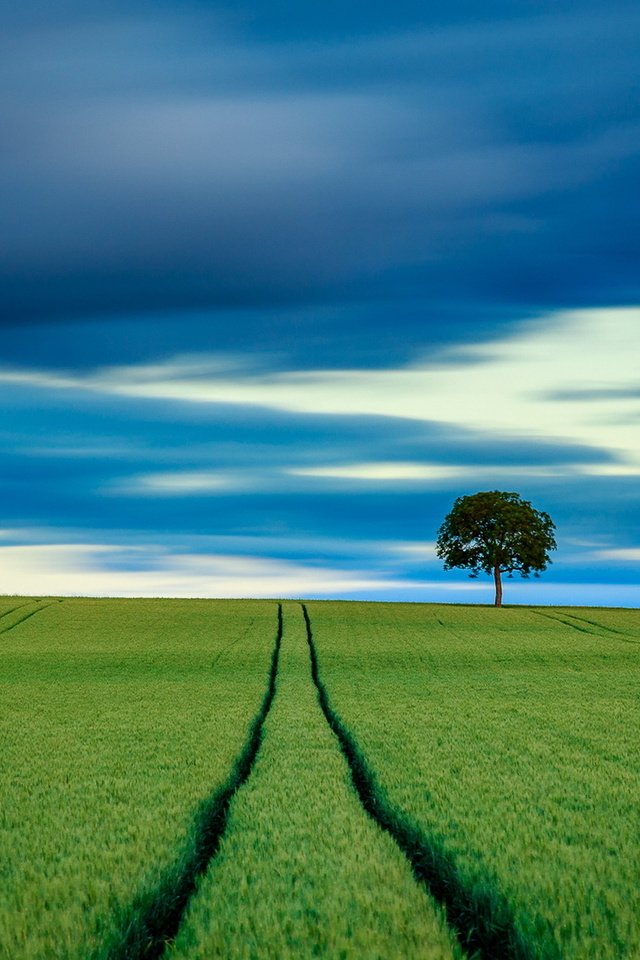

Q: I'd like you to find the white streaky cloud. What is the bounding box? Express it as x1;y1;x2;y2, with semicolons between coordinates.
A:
564;535;615;548
20;442;143;459
386;542;440;567
289;462;568;482
0;543;484;599
110;462;569;499
97;353;265;383
591;548;640;562
580;464;640;477
0;369;79;391
290;463;463;481
111;470;240;496
1;307;639;470
391;541;438;558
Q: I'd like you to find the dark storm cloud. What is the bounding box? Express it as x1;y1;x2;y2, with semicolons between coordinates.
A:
1;2;639;331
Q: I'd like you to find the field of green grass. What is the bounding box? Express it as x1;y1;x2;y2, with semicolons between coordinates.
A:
1;596;638;959
308;601;640;959
166;602;458;960
0;597;277;960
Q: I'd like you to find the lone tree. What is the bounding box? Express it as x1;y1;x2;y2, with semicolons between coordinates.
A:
436;490;556;606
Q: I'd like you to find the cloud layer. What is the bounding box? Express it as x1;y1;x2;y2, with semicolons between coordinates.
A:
1;3;639;603
0;541;481;600
2;3;639;328
3;307;638;470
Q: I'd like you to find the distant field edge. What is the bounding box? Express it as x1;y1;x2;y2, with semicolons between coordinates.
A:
0;593;638;611
97;603;283;960
301;602;559;960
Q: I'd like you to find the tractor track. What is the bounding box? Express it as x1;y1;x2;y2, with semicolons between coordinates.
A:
101;603;283;960
558;610;639;640
530;609;639;644
302;602;552;960
210;615;259;670
0;600;62;636
0;599;39;621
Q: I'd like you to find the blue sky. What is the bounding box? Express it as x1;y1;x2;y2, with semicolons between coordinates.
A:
1;1;639;602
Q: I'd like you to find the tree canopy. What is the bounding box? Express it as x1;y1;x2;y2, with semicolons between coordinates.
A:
435;490;557;606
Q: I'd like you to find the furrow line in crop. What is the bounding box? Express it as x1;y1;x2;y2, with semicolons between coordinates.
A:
101;603;283;960
559;610;638;639
0;600;61;636
531;609;639;644
301;602;540;960
0;599;37;621
210;615;258;670
531;610;594;635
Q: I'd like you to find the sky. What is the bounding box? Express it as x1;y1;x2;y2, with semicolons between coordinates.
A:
1;0;639;603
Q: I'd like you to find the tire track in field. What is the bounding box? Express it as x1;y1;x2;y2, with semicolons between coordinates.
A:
102;603;283;960
530;609;640;644
0;599;37;621
210;615;258;670
558;610;639;641
0;599;62;636
302;603;547;960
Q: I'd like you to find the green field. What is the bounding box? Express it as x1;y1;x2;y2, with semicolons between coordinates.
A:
1;597;638;959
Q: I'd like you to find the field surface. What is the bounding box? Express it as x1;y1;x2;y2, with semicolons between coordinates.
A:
0;597;276;960
1;597;638;959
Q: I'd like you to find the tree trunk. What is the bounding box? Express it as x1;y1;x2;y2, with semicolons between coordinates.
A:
494;565;503;607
